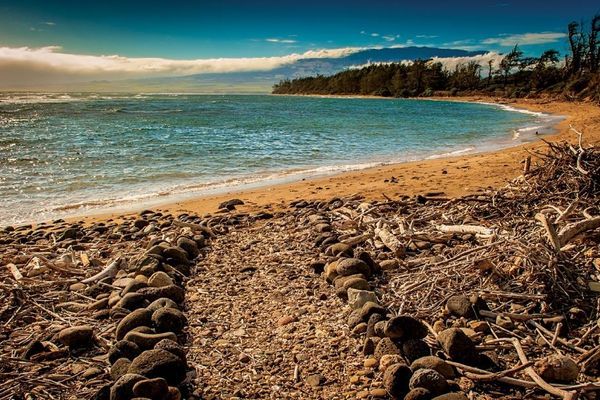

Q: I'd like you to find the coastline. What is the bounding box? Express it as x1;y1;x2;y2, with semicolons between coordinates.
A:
48;97;600;225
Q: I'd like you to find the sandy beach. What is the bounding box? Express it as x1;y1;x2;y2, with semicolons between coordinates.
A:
76;97;600;224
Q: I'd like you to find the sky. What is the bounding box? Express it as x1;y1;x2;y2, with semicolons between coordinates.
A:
0;0;598;88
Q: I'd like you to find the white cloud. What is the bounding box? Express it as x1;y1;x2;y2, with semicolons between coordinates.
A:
43;21;56;26
382;35;396;42
370;33;380;37
266;38;297;44
0;45;366;87
416;35;439;39
482;32;566;46
428;52;505;72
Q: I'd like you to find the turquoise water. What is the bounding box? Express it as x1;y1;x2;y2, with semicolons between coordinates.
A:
0;93;560;225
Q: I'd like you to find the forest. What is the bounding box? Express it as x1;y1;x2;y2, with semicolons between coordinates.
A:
272;16;600;102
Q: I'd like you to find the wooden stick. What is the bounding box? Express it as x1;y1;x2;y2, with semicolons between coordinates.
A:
535;213;562;252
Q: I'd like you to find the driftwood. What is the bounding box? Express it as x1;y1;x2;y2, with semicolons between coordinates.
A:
557;216;600;247
435;224;493;236
374;223;404;257
81;256;123;284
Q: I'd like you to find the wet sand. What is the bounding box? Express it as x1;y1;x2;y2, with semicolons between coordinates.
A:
77;97;600;223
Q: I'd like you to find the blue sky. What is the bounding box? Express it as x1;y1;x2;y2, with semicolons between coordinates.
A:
1;0;598;58
0;0;598;89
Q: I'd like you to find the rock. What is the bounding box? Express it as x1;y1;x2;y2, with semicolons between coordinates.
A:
384;315;428;341
364;358;378;368
325;242;353;257
162;246;189;264
336;258;371;277
402;339;431;362
359;301;387;322
128;349;186;384
116;309;152;340
153;339;186;363
437;328;477;363
125;331;178;350
374;337;402;361
333;273;367;290
370;388;388;397
166;386;182;400
132;377;169;399
374;321;387;337
314;223;331;232
121;280;147;296
405;388;433;400
277;315;297;326
347;288;378;310
323;261;339;283
535;355;580;383
347;309;363;329
176;237;199;259
363;337;379;356
431;393;468;400
58;325;94;348
411;356;456;379
69;282;87;292
380;259;399;271
151;308;186;334
382;363;412;398
110;373;145;400
82;367;103;379
138;285;185;304
335;277;370;297
366;313;384;337
306;373;324;387
238;353;251;363
445;295;473;318
218;198;244;209
109;340;141;364
147;271;173;288
116;292;147;311
57;227;79;241
146;298;179;314
352;323;368;336
110;358;132;380
380;355;405;372
409;368;449;396
495;315;514;330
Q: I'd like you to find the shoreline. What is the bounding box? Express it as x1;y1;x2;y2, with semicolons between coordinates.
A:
13;96;600;227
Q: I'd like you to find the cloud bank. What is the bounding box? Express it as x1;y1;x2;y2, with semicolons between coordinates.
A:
482;32;566;46
0;45;364;88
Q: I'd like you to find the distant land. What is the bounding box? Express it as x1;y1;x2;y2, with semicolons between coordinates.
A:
13;47;486;93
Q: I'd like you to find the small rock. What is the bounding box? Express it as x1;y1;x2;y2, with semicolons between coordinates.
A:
437;328;477;364
176;236;199;259
116;292;147;311
58;325;94;348
109;340;141;364
110;373;145;400
405;388;433;400
409;368;449;395
383;363;412;398
384;315;428;341
411;356;456;379
116;309;152;340
128;349;186;385
380;259;399;271
148;271;173;288
495;315;514;330
535;355;580;383
132;377;169;399
69;282;87;292
152;308;186;334
431;393;468;400
402;339;431;362
154;339;186;363
277;315;297;326
306;373;324;387
347;288;378;310
374;337;402;361
82;367;103;379
336;258;371;277
146;297;179;314
370;388;387;397
446;295;473;318
364;358;378;368
359;301;387;322
138;285;185;304
325;242;353;257
110;358;132;380
380;354;404;372
352;322;368;336
238;353;251;363
124;331;178;350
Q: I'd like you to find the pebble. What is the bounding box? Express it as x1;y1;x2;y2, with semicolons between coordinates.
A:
110;358;132;380
138;285;185;304
108;340;141;364
411;356;456;379
374;337;402;361
359;301;387;322
369;388;387;397
57;325;94;348
445;295;473;318
151;307;186;334
306;373;324;387
82;367;103;379
402;339;431;362
146;297;178;314
128;349;186;385
363;358;378;368
147;271;173;288
176;236;199;258
384;315;428;341
124;331;178;350
347;288;378;310
409;368;449;395
116;309;152;340
277;315;297;326
110;373;145;400
379;259;399;271
380;354;405;372
535;355;580;383
153;339;186;363
383;363;412;398
132;377;169;399
437;328;477;363
335;258;371;277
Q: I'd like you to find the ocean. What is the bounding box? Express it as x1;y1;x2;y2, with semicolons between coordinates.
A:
0;93;562;225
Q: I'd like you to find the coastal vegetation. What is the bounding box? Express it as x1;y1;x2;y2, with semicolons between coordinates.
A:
273;16;600;102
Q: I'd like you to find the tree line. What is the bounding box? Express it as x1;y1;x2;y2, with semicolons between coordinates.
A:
273;15;600;102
